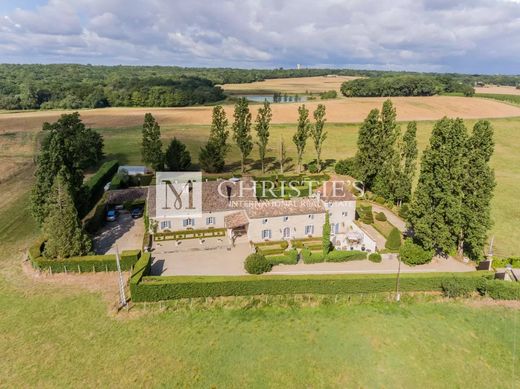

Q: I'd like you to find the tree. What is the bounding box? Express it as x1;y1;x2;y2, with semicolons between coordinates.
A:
408;117;468;255
293;104;311;173
232;98;253;173
43;171;92;259
199;140;225;173
310;104;327;172
279;136;287;174
209;105;229;158
255;101;272;173
385;227;402;251
322;211;331;255
31;113;102;225
141;113;163;170
372;100;400;200
395;121;418;204
164;137;191;171
355;109;381;187
460;120;495;260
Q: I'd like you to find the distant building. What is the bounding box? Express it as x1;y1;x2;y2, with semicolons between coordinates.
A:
118;165;150;176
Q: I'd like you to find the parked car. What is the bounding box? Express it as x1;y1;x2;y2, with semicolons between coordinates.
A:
106;209;118;222
131;207;144;219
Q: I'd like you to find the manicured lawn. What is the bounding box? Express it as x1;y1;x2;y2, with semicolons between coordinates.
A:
372;218;395;239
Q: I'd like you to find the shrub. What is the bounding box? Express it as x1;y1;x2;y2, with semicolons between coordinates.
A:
334;157;357;177
485;280;520;300
301;248;325;264
399;239;433;266
306;161;318;174
357;205;374;224
325;250;366;262
375;212;387;222
374;196;385;205
130;272;494;302
244;253;272;275
385;227;402;251
266;249;298;266
323;212;331;255
398;203;410;219
280;240;289;250
369;253;382;263
257;247;286;256
441;278;475;298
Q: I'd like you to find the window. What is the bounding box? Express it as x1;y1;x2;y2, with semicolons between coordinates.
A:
283;216;289;222
342;211;348;217
305;225;314;235
262;229;272;239
206;217;215;225
262;218;268;224
308;214;314;220
183;218;195;227
160;221;171;229
283;227;291;238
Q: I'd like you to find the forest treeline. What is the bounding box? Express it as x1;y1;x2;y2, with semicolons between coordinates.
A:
0;64;519;110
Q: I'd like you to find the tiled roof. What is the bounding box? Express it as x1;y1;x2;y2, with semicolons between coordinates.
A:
107;188;148;205
316;181;356;201
224;211;249;229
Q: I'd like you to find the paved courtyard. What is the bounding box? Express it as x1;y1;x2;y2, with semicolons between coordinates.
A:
93;211;144;254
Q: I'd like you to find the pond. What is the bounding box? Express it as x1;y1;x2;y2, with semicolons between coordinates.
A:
234;94;308;103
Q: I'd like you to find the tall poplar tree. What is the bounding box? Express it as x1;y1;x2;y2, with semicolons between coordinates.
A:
460;120;495;259
395;121;418;204
232;98;253;173
279;136;287;174
43;171;92;259
255;101;272;173
310;104;327;172
141;113;163;170
408;117;468;254
293;104;311;173
209;105;229;158
355;108;381;187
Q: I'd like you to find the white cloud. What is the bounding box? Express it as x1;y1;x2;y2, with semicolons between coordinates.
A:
0;0;518;73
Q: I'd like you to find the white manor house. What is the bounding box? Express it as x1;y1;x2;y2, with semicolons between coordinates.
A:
147;176;377;252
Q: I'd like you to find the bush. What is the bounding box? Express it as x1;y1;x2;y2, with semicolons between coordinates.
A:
130;272;494;302
374;196;385;205
334;157;357;177
398;203;410;219
369;253;382;263
325;250;366;262
301;248;325;264
484;280;520;300
375;212;387;222
280;240;289;250
441;278;475;298
306;160;318;174
244;253;272;275
492;256;520;269
266;249;298;266
357;205;374;224
385;228;402;251
399;239;433;266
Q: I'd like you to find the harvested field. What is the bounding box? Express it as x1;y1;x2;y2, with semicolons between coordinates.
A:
1;96;520;134
475;85;520;95
221;75;358;94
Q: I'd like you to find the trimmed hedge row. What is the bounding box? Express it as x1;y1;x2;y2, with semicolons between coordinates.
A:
266;249;298;266
83;160;119;215
291;238;323;249
29;240;142;272
130;271;494;302
301;248;367;264
154;228;226;241
130;252;152;287
484;280;520;300
492;257;520;269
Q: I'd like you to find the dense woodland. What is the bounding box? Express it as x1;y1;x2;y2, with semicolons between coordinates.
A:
0;64;519;110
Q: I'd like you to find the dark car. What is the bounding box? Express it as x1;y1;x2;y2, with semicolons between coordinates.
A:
131;207;144;219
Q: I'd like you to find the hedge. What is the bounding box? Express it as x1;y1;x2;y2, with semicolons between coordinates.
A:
368;253;382;263
484;280;520;300
83;160;119;215
257;247;287;256
154;228;226;241
266;249;298;266
130;252;152;286
83;193;108;234
301;248;325;264
29;241;142;273
130;271;494;302
492;257;520;269
385;227;402;251
325;250;367;262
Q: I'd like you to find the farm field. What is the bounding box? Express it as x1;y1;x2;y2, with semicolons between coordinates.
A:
475;85;520;95
2;96;520;133
221;75;358;94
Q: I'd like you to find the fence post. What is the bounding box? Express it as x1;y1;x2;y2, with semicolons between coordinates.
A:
78;264;81;273
93;265;95;273
64;265;67;274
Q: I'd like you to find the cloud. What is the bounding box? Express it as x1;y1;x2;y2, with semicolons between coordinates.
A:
0;0;519;73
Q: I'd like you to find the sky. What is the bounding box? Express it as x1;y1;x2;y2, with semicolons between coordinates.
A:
0;0;519;74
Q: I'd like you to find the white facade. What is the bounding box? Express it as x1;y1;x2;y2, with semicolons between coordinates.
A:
247;212;325;242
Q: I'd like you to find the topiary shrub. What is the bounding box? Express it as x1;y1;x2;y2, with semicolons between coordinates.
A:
368;253;382;263
375;212;387;222
244;253;272;274
399;239;433;266
398;203;410;219
385;227;402;251
280;240;289;249
326;250;366;262
374;196;385;205
301;248;325;264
